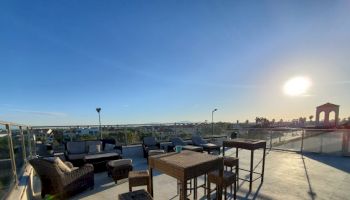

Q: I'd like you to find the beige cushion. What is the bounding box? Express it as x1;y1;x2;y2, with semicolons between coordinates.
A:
54;157;72;173
108;159;132;167
88;144;101;154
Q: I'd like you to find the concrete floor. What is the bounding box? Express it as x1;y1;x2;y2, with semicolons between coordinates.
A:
66;148;350;200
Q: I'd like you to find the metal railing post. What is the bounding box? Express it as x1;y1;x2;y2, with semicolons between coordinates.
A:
6;124;18;188
19;126;27;163
301;129;304;154
27;127;32;157
269;130;273;150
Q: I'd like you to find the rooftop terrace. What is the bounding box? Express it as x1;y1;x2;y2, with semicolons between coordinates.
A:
31;147;350;200
1;121;350;200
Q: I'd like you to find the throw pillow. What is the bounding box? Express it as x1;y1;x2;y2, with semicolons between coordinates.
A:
88;144;101;154
104;143;115;151
54;157;72;173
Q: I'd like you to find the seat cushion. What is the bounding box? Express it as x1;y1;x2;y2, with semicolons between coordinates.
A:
107;159;132;167
67;141;86;154
208;170;236;185
67;153;86;160
148;150;165;156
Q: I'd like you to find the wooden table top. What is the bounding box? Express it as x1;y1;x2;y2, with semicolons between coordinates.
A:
149;150;223;181
223;138;266;150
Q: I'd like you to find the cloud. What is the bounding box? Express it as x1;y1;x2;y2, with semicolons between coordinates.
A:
10;109;67;117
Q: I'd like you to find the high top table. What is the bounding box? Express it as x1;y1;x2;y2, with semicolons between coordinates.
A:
223;138;266;191
148;150;224;200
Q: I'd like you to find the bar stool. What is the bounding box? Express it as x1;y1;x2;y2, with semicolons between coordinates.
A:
128;170;151;193
207;170;237;200
223;156;239;192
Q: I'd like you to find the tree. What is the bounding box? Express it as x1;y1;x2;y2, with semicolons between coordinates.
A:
309;115;314;122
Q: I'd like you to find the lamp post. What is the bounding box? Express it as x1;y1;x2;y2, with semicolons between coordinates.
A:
96;107;102;139
212;108;218;136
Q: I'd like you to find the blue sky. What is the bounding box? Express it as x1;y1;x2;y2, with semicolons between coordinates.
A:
1;1;350;125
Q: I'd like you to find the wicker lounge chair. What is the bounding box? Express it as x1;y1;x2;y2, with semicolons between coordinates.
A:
191;135;220;154
29;158;94;199
142;136;161;158
170;137;203;152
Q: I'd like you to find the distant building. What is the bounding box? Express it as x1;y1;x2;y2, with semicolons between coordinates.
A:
315;103;339;127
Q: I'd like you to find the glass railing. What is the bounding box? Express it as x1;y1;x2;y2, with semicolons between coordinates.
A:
0;121;33;200
235;128;350;155
30;123;350;158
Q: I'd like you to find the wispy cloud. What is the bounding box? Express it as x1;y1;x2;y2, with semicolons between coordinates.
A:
10;109;67;117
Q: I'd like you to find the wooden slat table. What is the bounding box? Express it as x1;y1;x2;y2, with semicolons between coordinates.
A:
223;138;266;191
148;150;224;200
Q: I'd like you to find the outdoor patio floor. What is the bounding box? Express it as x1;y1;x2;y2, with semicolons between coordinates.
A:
34;148;350;200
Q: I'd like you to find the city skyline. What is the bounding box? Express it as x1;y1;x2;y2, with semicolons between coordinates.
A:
1;1;350;125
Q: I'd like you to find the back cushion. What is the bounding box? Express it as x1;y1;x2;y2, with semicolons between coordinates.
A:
143;137;157;146
86;141;103;152
67;141;86;154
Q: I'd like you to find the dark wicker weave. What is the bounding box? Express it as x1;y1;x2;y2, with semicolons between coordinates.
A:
106;160;133;183
119;189;153;200
29;158;94;199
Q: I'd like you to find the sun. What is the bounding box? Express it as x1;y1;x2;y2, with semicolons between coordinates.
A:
283;76;312;96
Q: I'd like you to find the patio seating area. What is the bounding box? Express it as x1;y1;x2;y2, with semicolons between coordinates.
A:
30;146;350;199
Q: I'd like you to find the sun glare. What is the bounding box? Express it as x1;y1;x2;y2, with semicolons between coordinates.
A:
283;76;312;96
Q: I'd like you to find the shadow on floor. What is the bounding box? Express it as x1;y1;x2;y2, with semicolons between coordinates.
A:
302;152;350;173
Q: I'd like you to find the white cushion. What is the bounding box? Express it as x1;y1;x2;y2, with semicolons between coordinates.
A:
88;144;101;154
53;157;71;173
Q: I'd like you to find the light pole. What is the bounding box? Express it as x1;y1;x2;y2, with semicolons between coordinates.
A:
212;108;218;136
96;107;102;139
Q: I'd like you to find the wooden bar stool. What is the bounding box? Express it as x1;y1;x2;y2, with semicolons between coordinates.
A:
128;170;151;193
223;156;239;193
207;170;237;200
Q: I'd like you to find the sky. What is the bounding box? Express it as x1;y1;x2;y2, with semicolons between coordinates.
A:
0;1;350;125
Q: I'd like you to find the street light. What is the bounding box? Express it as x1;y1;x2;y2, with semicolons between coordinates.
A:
212;108;218;136
96;107;102;139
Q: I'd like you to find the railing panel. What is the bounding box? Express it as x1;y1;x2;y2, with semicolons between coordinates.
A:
0;125;13;199
303;130;347;155
10;126;25;178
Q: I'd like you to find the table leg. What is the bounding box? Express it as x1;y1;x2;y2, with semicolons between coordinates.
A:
223;145;225;156
249;150;254;191
149;167;154;197
262;146;266;182
194;177;197;200
180;180;187;200
217;168;223;200
236;147;238;157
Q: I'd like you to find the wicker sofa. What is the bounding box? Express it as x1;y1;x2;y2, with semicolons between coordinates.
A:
29;158;94;199
65;139;122;166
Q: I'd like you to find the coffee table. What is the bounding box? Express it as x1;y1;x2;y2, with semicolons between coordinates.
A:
84;152;121;172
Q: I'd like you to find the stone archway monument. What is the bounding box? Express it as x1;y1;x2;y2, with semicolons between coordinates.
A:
315;103;340;127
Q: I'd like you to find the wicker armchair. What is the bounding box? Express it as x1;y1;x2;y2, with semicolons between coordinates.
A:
142;136;161;158
29;158;94;199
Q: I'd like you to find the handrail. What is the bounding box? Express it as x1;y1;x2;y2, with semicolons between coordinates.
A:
0;121;31;128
